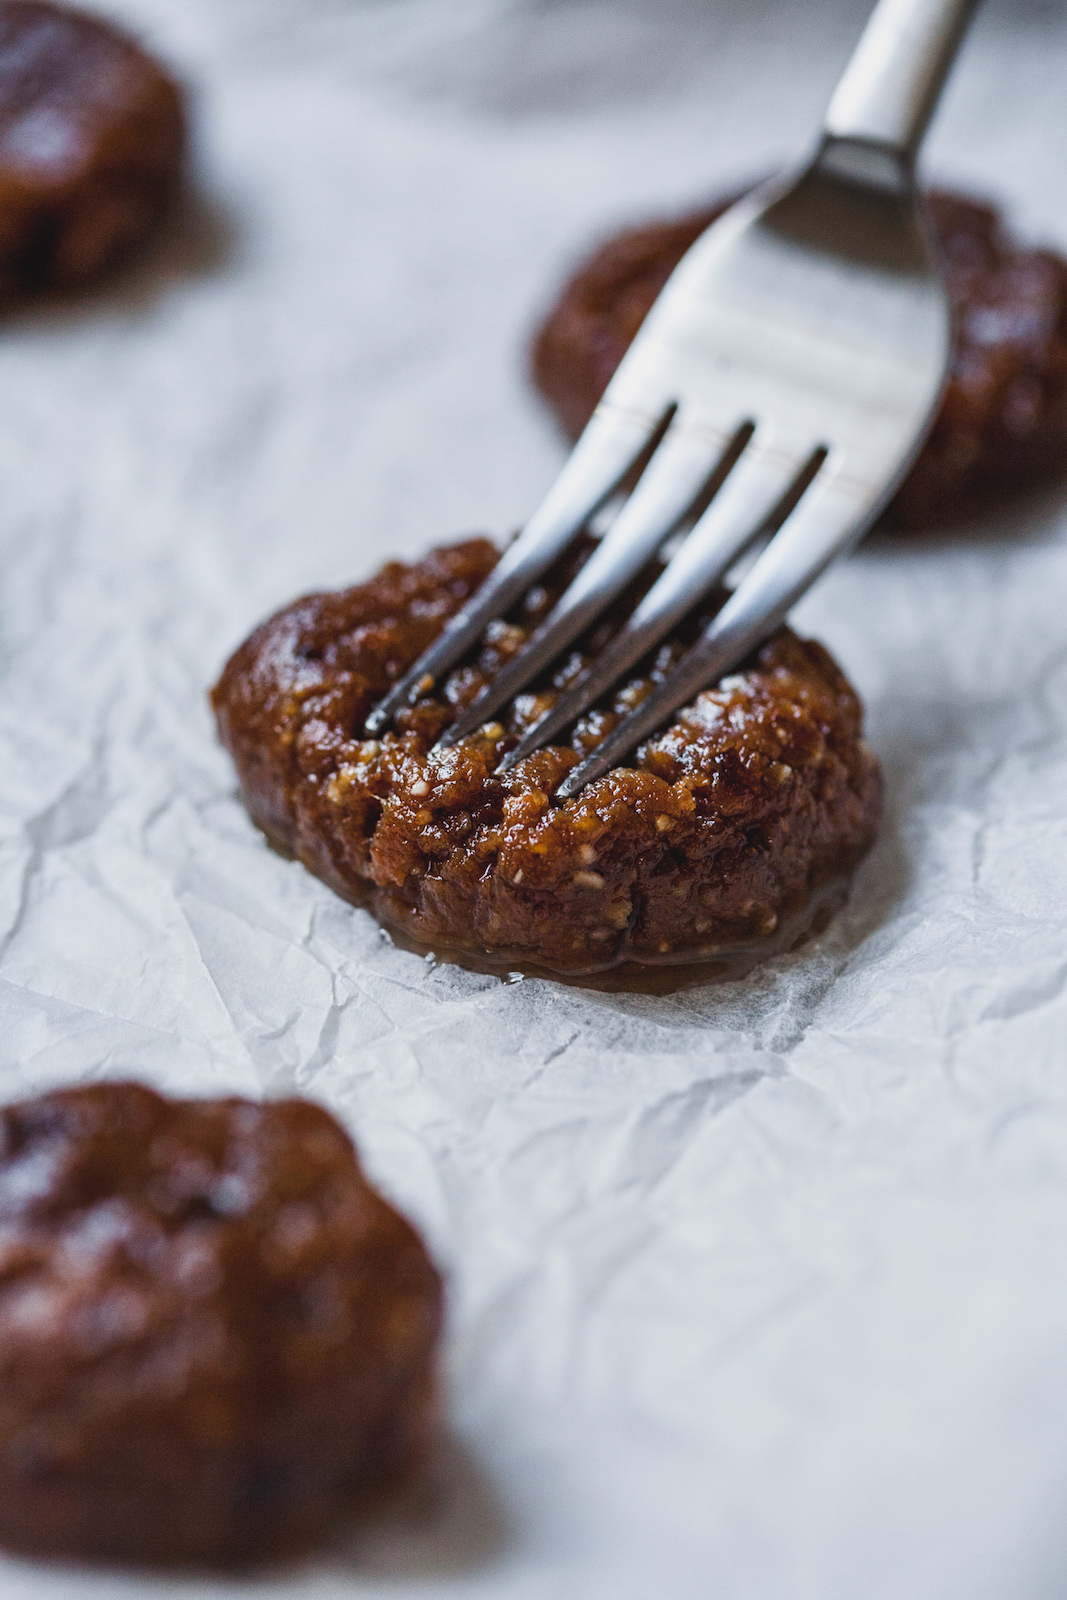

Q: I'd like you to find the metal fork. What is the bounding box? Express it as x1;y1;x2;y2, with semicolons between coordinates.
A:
366;0;980;799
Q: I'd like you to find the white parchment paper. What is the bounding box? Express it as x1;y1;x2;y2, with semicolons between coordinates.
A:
2;0;1067;1595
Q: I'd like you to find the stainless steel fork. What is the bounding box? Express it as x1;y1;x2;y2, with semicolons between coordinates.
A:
366;0;980;798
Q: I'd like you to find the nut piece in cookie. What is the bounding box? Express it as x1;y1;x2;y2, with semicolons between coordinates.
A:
212;538;882;977
0;1082;442;1566
0;0;186;301
531;189;1067;531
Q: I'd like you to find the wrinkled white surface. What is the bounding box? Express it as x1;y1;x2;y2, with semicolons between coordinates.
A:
2;0;1067;1595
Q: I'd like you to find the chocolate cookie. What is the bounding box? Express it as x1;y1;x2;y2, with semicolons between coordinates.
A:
531;188;1067;531
0;0;185;303
212;538;882;977
0;1082;442;1566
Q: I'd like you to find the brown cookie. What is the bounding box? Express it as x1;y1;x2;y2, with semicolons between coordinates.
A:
531;188;1067;531
0;0;185;302
212;537;882;977
0;1082;442;1566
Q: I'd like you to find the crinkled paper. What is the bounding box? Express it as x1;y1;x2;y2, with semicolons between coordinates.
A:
2;1;1067;1596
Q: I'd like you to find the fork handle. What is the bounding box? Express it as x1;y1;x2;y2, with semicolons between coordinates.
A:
823;0;981;167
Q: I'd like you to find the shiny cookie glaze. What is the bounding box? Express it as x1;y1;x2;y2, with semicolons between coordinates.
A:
0;1082;442;1566
212;538;882;975
531;189;1067;531
0;0;185;302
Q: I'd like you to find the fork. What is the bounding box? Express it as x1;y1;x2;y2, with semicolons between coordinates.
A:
365;0;980;799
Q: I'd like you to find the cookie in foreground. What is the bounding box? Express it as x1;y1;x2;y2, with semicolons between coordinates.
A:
0;1082;442;1566
531;188;1067;532
0;0;186;303
213;538;882;978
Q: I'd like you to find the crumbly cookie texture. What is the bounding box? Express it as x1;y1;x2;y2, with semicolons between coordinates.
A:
213;538;882;975
531;189;1067;531
0;1082;442;1566
0;0;185;302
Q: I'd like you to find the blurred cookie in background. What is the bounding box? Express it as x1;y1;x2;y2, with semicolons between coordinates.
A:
0;1082;443;1566
0;0;185;304
532;188;1067;532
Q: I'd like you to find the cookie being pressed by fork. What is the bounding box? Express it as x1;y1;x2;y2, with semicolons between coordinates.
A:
212;538;881;978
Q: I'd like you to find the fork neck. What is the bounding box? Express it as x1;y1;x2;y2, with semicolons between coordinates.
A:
818;0;981;191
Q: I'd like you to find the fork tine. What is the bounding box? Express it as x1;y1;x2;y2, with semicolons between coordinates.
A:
362;403;663;736
497;436;818;772
553;459;873;800
433;416;738;750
